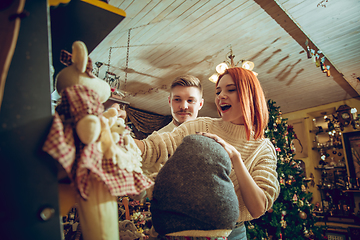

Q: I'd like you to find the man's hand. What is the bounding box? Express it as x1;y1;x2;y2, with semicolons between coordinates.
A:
134;138;145;154
111;103;127;119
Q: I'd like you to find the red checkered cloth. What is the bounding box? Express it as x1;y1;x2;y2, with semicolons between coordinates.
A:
43;85;153;199
60;49;96;78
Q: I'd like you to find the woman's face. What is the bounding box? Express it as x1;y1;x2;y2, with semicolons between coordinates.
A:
215;74;244;125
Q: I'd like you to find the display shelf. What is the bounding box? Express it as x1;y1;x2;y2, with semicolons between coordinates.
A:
315;166;346;170
312;144;343;151
343;189;360;193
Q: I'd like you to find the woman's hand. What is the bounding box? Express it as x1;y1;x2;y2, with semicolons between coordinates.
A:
196;132;241;161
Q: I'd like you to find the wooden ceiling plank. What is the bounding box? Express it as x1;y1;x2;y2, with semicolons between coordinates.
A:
254;0;359;98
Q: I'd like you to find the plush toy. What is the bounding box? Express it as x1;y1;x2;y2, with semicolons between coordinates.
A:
43;41;153;240
55;41;111;145
100;106;121;162
119;220;143;240
111;117;138;151
109;117;142;172
99;106;142;173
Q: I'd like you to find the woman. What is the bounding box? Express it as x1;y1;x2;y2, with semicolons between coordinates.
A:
136;67;280;239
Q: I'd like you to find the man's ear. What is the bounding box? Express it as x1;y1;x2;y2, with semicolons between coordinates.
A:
199;98;204;110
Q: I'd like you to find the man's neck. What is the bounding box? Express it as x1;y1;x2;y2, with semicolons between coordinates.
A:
173;119;181;127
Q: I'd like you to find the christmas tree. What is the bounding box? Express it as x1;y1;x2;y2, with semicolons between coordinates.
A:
245;100;325;240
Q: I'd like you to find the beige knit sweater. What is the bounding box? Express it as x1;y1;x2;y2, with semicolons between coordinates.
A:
141;117;280;224
157;121;177;133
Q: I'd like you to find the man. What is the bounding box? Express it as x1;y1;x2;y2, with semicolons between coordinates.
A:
157;74;204;133
139;75;204;200
142;75;204;238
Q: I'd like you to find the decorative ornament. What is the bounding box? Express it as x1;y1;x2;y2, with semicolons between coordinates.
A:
280;177;285;185
298;200;304;207
304;227;309;237
299;211;307;219
292;194;298;203
335;105;352;130
247;223;255;229
326;65;331;77
280;210;287;228
268;208;273;213
315;54;320;67
276;117;282;124
301;185;306;192
320;57;326;72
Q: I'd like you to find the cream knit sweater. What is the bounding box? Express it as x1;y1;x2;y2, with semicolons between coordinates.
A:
141;117;280;223
157;121;177;133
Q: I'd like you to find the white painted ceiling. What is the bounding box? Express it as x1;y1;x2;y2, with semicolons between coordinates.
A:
89;0;360;117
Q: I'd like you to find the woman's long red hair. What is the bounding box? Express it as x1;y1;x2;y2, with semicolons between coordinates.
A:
216;67;268;140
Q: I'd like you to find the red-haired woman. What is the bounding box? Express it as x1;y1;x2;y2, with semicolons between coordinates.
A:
135;67;280;240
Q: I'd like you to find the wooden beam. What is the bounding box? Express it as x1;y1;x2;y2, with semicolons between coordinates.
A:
254;0;359;98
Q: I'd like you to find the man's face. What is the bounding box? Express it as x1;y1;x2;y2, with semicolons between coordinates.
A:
169;86;204;126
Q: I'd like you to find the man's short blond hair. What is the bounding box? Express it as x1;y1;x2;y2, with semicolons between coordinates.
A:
170;75;203;97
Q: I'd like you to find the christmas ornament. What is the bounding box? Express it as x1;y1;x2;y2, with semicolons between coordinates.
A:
280;210;287;228
280;177;285;185
247;223;255;229
268;208;273;213
304;227;310;237
292;194;298;202
326;65;331;77
299;211;307;219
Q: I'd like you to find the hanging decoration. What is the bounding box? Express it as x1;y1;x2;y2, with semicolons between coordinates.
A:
92;54;125;99
299;211;307;220
105;46;126;99
305;39;331;77
209;45;257;83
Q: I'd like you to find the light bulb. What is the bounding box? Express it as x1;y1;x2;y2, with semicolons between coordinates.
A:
216;63;228;74
209;74;219;83
241;61;255;71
